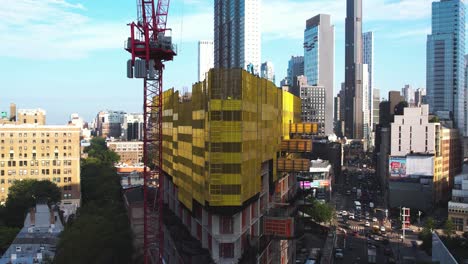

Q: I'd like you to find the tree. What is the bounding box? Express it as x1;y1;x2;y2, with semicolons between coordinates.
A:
55;138;133;263
0;226;20;254
304;200;335;224
444;219;455;238
425;217;435;231
84;137;120;165
3;180;61;227
394;101;409;116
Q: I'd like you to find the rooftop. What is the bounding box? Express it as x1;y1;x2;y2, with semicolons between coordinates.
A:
0;204;63;264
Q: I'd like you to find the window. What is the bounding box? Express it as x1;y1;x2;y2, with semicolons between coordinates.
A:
219;243;234;258
220;216;233;234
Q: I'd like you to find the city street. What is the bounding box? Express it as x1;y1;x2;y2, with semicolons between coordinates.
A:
331;162;432;264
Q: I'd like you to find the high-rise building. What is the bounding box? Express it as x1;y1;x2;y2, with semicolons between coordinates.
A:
198;40;214;82
344;0;363;139
94;110;125;138
161;68;302;263
287;56;304;85
214;0;261;73
427;0;466;135
300;85;326;134
363;31;374;126
0;124;81;214
122;113;144;141
373;88;380;127
415;88;427;107
304;14;334;135
389;105;462;209
260;61;275;83
402;84;414;105
359;64;371;142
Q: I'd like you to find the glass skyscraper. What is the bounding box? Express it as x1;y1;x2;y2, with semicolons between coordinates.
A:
214;0;261;74
303;14;334;135
427;0;466;135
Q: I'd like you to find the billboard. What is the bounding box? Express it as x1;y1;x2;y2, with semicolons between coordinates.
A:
300;180;330;189
389;157;407;178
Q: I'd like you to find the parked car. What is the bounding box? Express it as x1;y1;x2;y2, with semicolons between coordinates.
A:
372;217;378;222
365;221;370;227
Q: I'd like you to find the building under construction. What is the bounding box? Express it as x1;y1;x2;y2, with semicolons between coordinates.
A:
160;68;319;263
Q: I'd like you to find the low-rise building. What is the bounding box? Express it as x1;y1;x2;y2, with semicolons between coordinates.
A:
107;141;143;165
0;203;64;264
448;165;468;232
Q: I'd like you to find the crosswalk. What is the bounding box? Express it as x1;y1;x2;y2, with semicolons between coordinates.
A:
349;225;366;234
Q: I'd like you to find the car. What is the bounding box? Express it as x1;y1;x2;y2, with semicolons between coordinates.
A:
346;190;351;195
372;217;378;222
349;214;355;220
365;221;370;227
380;226;386;232
335;248;344;259
342;210;348;216
368;244;376;250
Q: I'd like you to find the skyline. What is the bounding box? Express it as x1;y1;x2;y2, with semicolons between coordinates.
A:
0;0;455;124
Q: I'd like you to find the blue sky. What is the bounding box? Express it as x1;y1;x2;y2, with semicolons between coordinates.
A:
0;0;453;124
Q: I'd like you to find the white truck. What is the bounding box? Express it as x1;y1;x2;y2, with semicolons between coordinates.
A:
368;248;377;263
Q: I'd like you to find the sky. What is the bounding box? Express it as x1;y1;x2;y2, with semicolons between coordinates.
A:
0;0;456;124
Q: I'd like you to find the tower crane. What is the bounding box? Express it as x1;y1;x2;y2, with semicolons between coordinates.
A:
125;0;176;263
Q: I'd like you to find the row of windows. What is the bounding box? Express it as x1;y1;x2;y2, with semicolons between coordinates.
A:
0;132;73;138
0;139;73;144
1;153;74;159
0;178;73;186
0;169;73;176
1;160;72;167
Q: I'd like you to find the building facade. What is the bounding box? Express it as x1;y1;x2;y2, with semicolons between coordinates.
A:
373;88;380;128
0;124;81;213
161;68;301;263
363;31;374;127
95;110;125;138
402;84;414;106
344;0;363;139
198;40;214;82
415;88;427;107
16;109;46;125
287;56;304;85
389;105;462;209
448;168;468;232
214;0;261;73
304;14;334;135
122;113;144;141
300;85;326;134
427;0;466;135
260;61;275;83
107;141;143;165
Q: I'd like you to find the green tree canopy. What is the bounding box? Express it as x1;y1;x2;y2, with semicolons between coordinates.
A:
84;137;120;165
3;180;61;227
0;226;20;254
55;138;134;263
444;219;455;238
303;200;335;224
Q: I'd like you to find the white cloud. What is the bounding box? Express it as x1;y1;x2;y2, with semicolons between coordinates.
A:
0;0;434;59
0;0;127;59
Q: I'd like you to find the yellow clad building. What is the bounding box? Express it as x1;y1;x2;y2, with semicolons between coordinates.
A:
162;69;301;263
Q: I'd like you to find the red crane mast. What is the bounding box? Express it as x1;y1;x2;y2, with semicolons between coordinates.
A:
125;1;175;263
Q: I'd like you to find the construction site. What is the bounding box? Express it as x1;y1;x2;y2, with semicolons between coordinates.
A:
160;68;319;263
